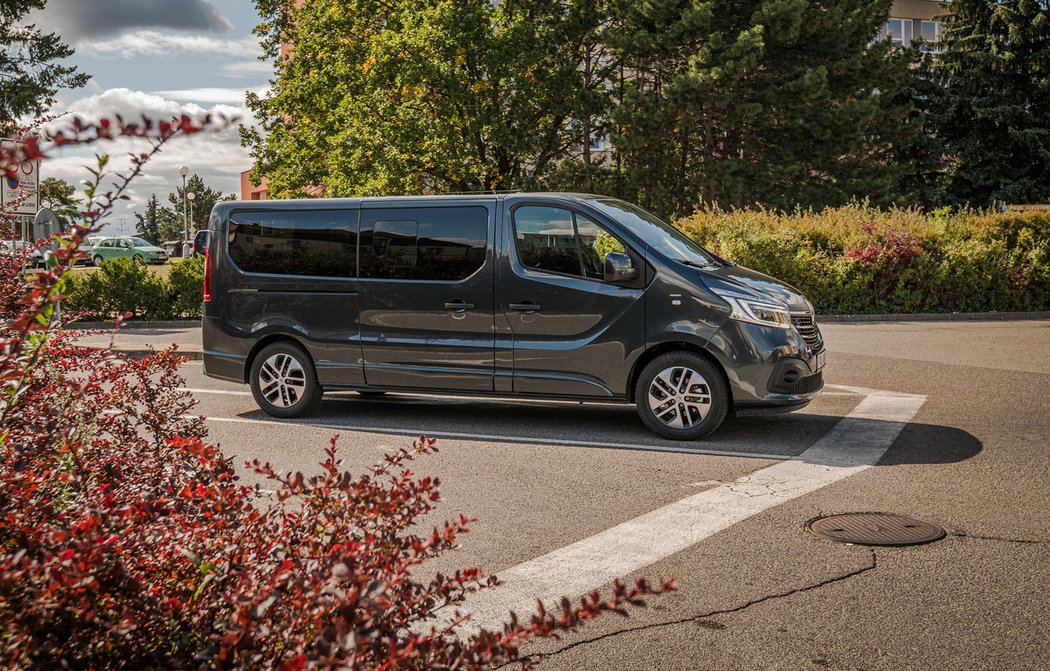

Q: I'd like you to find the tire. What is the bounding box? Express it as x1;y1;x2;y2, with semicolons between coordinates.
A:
634;351;729;440
249;342;322;418
132;254;145;265
92;255;103;266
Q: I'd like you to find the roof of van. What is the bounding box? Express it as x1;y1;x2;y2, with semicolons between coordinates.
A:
213;192;607;212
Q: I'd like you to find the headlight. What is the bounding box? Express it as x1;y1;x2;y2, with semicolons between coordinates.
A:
713;291;792;329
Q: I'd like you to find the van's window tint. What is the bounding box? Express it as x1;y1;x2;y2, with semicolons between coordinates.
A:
514;205;626;280
228;210;357;277
360;206;487;281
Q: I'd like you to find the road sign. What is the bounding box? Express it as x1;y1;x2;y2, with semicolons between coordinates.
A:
33;208;61;243
1;138;41;217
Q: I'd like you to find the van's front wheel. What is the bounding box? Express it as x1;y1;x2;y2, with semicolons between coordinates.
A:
250;342;322;418
635;352;728;440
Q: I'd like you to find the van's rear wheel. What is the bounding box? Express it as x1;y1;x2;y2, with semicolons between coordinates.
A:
250;342;322;418
635;352;728;440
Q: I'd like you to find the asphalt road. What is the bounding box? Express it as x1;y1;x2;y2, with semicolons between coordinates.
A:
174;320;1049;670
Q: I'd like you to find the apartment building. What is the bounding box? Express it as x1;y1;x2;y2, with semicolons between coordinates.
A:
240;1;950;200
886;0;947;51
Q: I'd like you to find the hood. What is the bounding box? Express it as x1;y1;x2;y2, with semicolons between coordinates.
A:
138;245;166;254
699;264;811;312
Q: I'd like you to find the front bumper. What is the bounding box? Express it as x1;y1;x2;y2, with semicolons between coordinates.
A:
705;316;825;409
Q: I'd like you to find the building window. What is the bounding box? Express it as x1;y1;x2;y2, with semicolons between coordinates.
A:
919;20;943;53
885;18;914;50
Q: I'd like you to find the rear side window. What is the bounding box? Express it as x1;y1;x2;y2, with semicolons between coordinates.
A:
228;209;357;278
359;206;488;281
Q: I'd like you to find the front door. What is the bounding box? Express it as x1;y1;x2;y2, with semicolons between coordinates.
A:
499;202;646;398
358;202;495;391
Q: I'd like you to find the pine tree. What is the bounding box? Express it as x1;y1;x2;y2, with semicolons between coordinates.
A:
0;0;89;132
603;0;915;216
929;0;1050;207
134;195;162;244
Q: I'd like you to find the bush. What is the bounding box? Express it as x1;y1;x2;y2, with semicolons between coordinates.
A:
676;203;1050;314
64;256;204;321
167;255;205;317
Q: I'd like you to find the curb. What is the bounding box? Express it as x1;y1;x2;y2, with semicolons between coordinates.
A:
818;311;1050;323
65;320;200;330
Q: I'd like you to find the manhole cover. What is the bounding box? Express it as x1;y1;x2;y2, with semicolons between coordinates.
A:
806;513;945;546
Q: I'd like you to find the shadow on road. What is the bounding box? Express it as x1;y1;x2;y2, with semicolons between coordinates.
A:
227;391;982;465
878;421;983;465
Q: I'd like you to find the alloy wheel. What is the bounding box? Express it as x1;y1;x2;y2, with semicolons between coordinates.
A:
647;366;712;429
258;352;307;408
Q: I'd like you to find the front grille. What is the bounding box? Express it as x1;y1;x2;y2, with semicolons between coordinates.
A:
791;312;822;350
794;371;824;395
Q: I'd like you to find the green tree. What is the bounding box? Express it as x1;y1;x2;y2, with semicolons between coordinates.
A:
162;174;233;238
0;0;89;132
38;176;80;222
134;194;162;243
245;0;608;197
928;0;1050;207
603;0;916;216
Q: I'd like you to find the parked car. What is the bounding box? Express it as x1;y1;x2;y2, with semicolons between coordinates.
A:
0;240;45;268
201;193;825;440
90;236;169;265
162;240;182;257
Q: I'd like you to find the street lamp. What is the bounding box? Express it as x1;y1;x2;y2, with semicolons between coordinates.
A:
179;166;190;257
187;191;196;237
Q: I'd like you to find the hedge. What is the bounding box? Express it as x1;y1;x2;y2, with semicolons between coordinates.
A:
64;256;205;320
676;204;1050;314
62;206;1049;319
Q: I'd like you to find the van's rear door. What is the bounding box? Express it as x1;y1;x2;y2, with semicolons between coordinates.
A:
358;200;495;391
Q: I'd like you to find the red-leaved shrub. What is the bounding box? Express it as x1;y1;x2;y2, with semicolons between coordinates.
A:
0;119;672;669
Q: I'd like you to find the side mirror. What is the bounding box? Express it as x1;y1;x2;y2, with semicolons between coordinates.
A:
604;252;638;283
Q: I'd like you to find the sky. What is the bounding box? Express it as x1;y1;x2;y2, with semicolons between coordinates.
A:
29;0;272;233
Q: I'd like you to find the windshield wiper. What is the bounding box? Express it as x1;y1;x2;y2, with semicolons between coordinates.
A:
675;258;722;270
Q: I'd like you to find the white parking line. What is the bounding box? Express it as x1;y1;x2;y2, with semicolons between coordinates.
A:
192;415;797;459
443;390;926;634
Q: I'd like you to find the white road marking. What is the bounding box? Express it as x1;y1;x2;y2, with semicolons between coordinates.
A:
191;415;795;460
443;390;926;634
183;387;251;396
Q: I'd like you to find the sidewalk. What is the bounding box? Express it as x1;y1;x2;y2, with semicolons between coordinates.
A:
72;326;204;360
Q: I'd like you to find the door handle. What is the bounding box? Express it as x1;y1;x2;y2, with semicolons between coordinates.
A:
509;302;542;313
444;300;476;312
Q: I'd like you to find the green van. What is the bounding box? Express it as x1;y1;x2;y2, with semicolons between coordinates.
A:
90;237;169;266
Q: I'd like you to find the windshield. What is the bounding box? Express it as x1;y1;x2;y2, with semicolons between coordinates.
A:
588;198;718;267
129;237;153;247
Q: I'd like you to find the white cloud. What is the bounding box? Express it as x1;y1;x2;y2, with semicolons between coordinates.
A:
43;88;243;133
220;60;274;78
39;88;257;229
76;31;261;59
152;87;264;106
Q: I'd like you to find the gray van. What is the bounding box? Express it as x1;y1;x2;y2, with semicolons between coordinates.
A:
201;194;824;440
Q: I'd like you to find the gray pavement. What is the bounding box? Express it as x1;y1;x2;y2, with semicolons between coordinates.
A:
101;320;1049;669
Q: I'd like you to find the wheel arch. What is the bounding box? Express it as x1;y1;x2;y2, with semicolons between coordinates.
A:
627;340;732;405
244;333;315;384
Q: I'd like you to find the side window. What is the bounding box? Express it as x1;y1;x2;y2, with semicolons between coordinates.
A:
360;206;487;281
228;209;357;278
118;239;130;248
514;205;626;280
